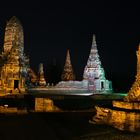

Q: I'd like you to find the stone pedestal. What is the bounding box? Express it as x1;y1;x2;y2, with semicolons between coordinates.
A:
35;98;60;112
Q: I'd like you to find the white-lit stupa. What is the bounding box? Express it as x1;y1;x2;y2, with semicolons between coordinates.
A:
83;34;113;92
54;34;113;93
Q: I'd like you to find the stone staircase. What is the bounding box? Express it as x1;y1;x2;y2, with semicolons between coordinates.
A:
90;106;110;124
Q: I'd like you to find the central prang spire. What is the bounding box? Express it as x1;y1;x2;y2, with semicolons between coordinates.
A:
3;16;24;57
0;16;30;94
61;49;75;81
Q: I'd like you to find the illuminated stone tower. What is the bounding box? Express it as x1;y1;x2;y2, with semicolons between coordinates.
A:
0;16;29;94
61;49;75;81
125;44;140;101
3;16;24;58
38;63;46;86
83;34;112;92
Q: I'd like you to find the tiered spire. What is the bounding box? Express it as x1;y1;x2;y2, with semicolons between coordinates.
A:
38;63;46;86
61;49;75;81
125;44;140;101
82;34;113;91
3;16;24;57
83;34;103;80
0;16;29;93
92;34;97;47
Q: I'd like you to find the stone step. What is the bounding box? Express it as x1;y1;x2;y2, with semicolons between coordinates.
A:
93;117;103;122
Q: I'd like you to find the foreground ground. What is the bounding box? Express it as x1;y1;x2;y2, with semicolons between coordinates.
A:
0;112;140;140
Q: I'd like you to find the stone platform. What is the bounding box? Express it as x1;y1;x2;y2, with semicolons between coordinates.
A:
91;100;140;132
90;105;140;132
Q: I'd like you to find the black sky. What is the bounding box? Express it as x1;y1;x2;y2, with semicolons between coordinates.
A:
0;1;139;92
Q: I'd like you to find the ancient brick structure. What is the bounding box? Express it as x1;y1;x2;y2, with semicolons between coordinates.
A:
83;34;112;92
61;50;75;81
125;44;140;101
0;16;30;93
91;44;140;132
38;63;46;86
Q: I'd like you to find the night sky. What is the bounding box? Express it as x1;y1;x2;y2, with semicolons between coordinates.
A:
0;1;139;92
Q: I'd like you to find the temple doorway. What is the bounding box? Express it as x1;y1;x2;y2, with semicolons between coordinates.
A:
14;80;19;89
101;81;104;89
